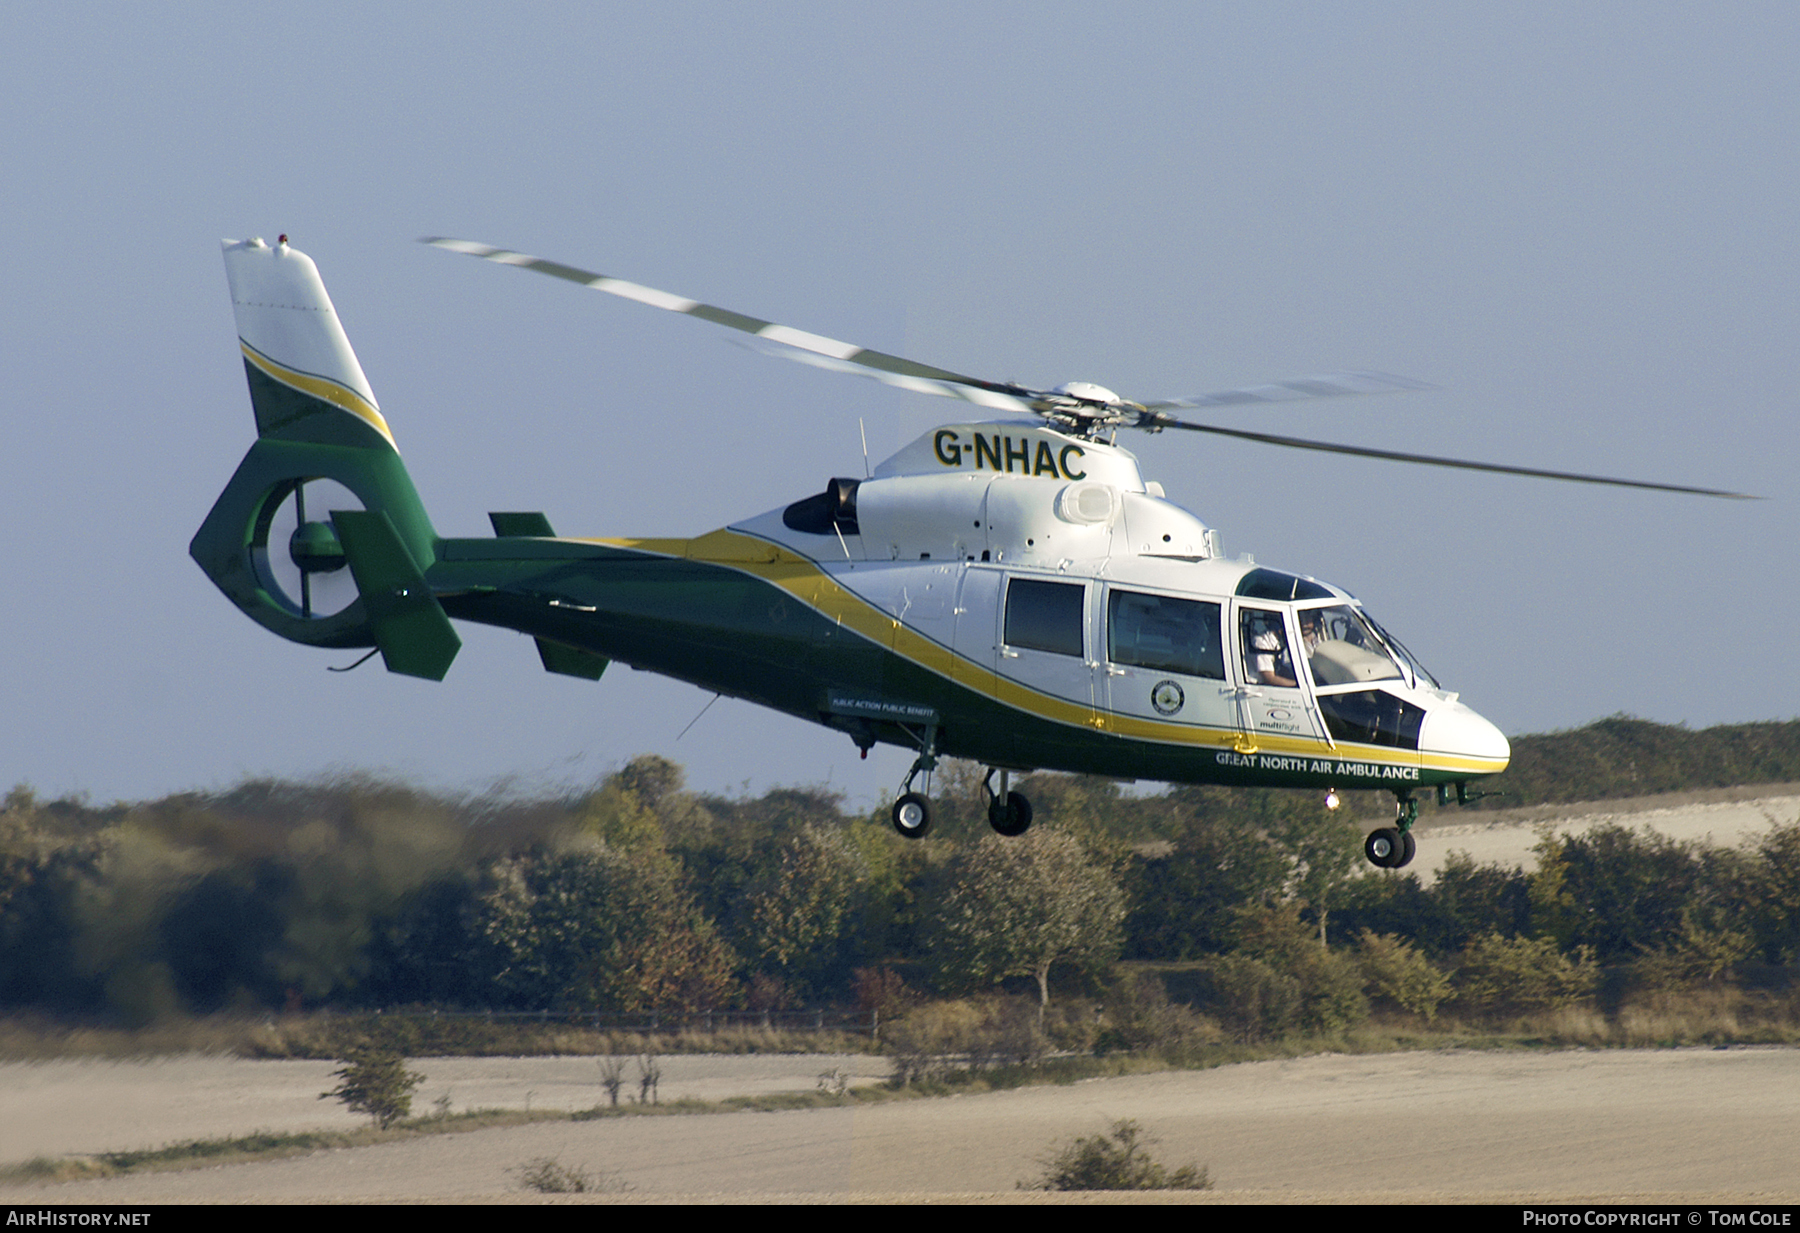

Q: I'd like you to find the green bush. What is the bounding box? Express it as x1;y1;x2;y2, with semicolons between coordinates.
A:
1027;1119;1211;1191
1747;817;1800;963
1627;910;1754;990
319;1048;424;1128
1200;953;1303;1042
516;1157;591;1193
1093;970;1216;1056
1228;901;1368;1034
882;995;1045;1083
1455;932;1599;1015
514;1156;626;1194
1357;930;1454;1021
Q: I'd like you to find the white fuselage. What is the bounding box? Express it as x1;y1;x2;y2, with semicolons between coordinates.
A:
732;421;1510;786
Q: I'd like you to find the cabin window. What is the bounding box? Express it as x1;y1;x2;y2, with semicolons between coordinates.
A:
1005;579;1086;658
1107;589;1223;680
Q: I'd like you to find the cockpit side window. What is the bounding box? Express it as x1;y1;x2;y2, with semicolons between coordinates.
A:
1004;578;1086;657
1240;607;1296;687
1108;589;1223;680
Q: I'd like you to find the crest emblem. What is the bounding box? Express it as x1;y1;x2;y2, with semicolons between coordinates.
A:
1151;680;1184;716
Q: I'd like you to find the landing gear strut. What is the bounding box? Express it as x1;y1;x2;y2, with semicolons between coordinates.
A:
1364;792;1419;869
885;736;1036;841
889;722;939;839
983;768;1033;837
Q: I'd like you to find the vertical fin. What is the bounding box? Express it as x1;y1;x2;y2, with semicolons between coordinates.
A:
221;237;396;450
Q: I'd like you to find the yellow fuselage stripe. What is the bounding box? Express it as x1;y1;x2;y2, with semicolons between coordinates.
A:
583;530;1507;776
241;342;397;447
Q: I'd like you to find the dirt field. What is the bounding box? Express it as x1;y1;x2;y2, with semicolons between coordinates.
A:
1410;785;1799;884
3;788;1796;1203
2;1048;1796;1203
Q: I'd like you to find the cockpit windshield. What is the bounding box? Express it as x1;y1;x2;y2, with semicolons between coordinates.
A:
1298;604;1408;687
1363;612;1439;690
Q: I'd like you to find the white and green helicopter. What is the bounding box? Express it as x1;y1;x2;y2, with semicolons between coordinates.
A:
193;237;1750;867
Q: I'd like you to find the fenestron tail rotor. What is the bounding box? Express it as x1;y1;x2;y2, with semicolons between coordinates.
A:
424;237;1756;499
253;478;363;620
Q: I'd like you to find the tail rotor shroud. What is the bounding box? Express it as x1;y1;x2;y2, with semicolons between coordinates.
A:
254;478;363;621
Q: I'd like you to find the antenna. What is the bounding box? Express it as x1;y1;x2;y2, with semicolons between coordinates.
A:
859;418;871;479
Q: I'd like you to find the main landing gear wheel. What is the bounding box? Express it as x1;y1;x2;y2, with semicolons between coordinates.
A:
988;791;1033;837
892;792;932;839
981;767;1033;837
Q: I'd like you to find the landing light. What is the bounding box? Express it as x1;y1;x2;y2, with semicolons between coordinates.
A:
1324;790;1340;811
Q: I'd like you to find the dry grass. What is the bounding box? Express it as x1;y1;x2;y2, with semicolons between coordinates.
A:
1418;987;1800;1048
0;1107;556;1185
0;1013;263;1061
0;1011;877;1063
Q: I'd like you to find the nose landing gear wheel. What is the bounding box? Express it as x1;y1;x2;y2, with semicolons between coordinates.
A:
892;792;932;839
1369;791;1421;868
1365;827;1403;868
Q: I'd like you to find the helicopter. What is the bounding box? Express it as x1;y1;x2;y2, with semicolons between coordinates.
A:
192;236;1752;869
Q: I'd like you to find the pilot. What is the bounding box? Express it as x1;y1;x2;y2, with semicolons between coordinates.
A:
1250;618;1296;687
1298;610;1322;657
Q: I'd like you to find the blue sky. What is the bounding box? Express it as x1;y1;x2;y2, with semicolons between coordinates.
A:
4;2;1794;807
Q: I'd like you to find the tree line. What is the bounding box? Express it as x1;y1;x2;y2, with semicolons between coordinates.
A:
2;714;1796;1037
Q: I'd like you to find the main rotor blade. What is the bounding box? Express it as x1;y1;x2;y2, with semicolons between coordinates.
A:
733;337;1035;411
1151;416;1757;498
1142;371;1435;411
425;237;1754;498
422;237;1035;412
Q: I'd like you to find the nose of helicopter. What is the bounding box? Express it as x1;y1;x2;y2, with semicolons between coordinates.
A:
1419;700;1511;770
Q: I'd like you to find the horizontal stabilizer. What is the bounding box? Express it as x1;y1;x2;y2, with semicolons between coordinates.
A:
333;509;460;681
489;511;556;537
486;516;601;676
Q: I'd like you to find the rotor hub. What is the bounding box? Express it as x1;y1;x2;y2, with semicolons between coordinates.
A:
1051;381;1121;405
289;519;347;574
